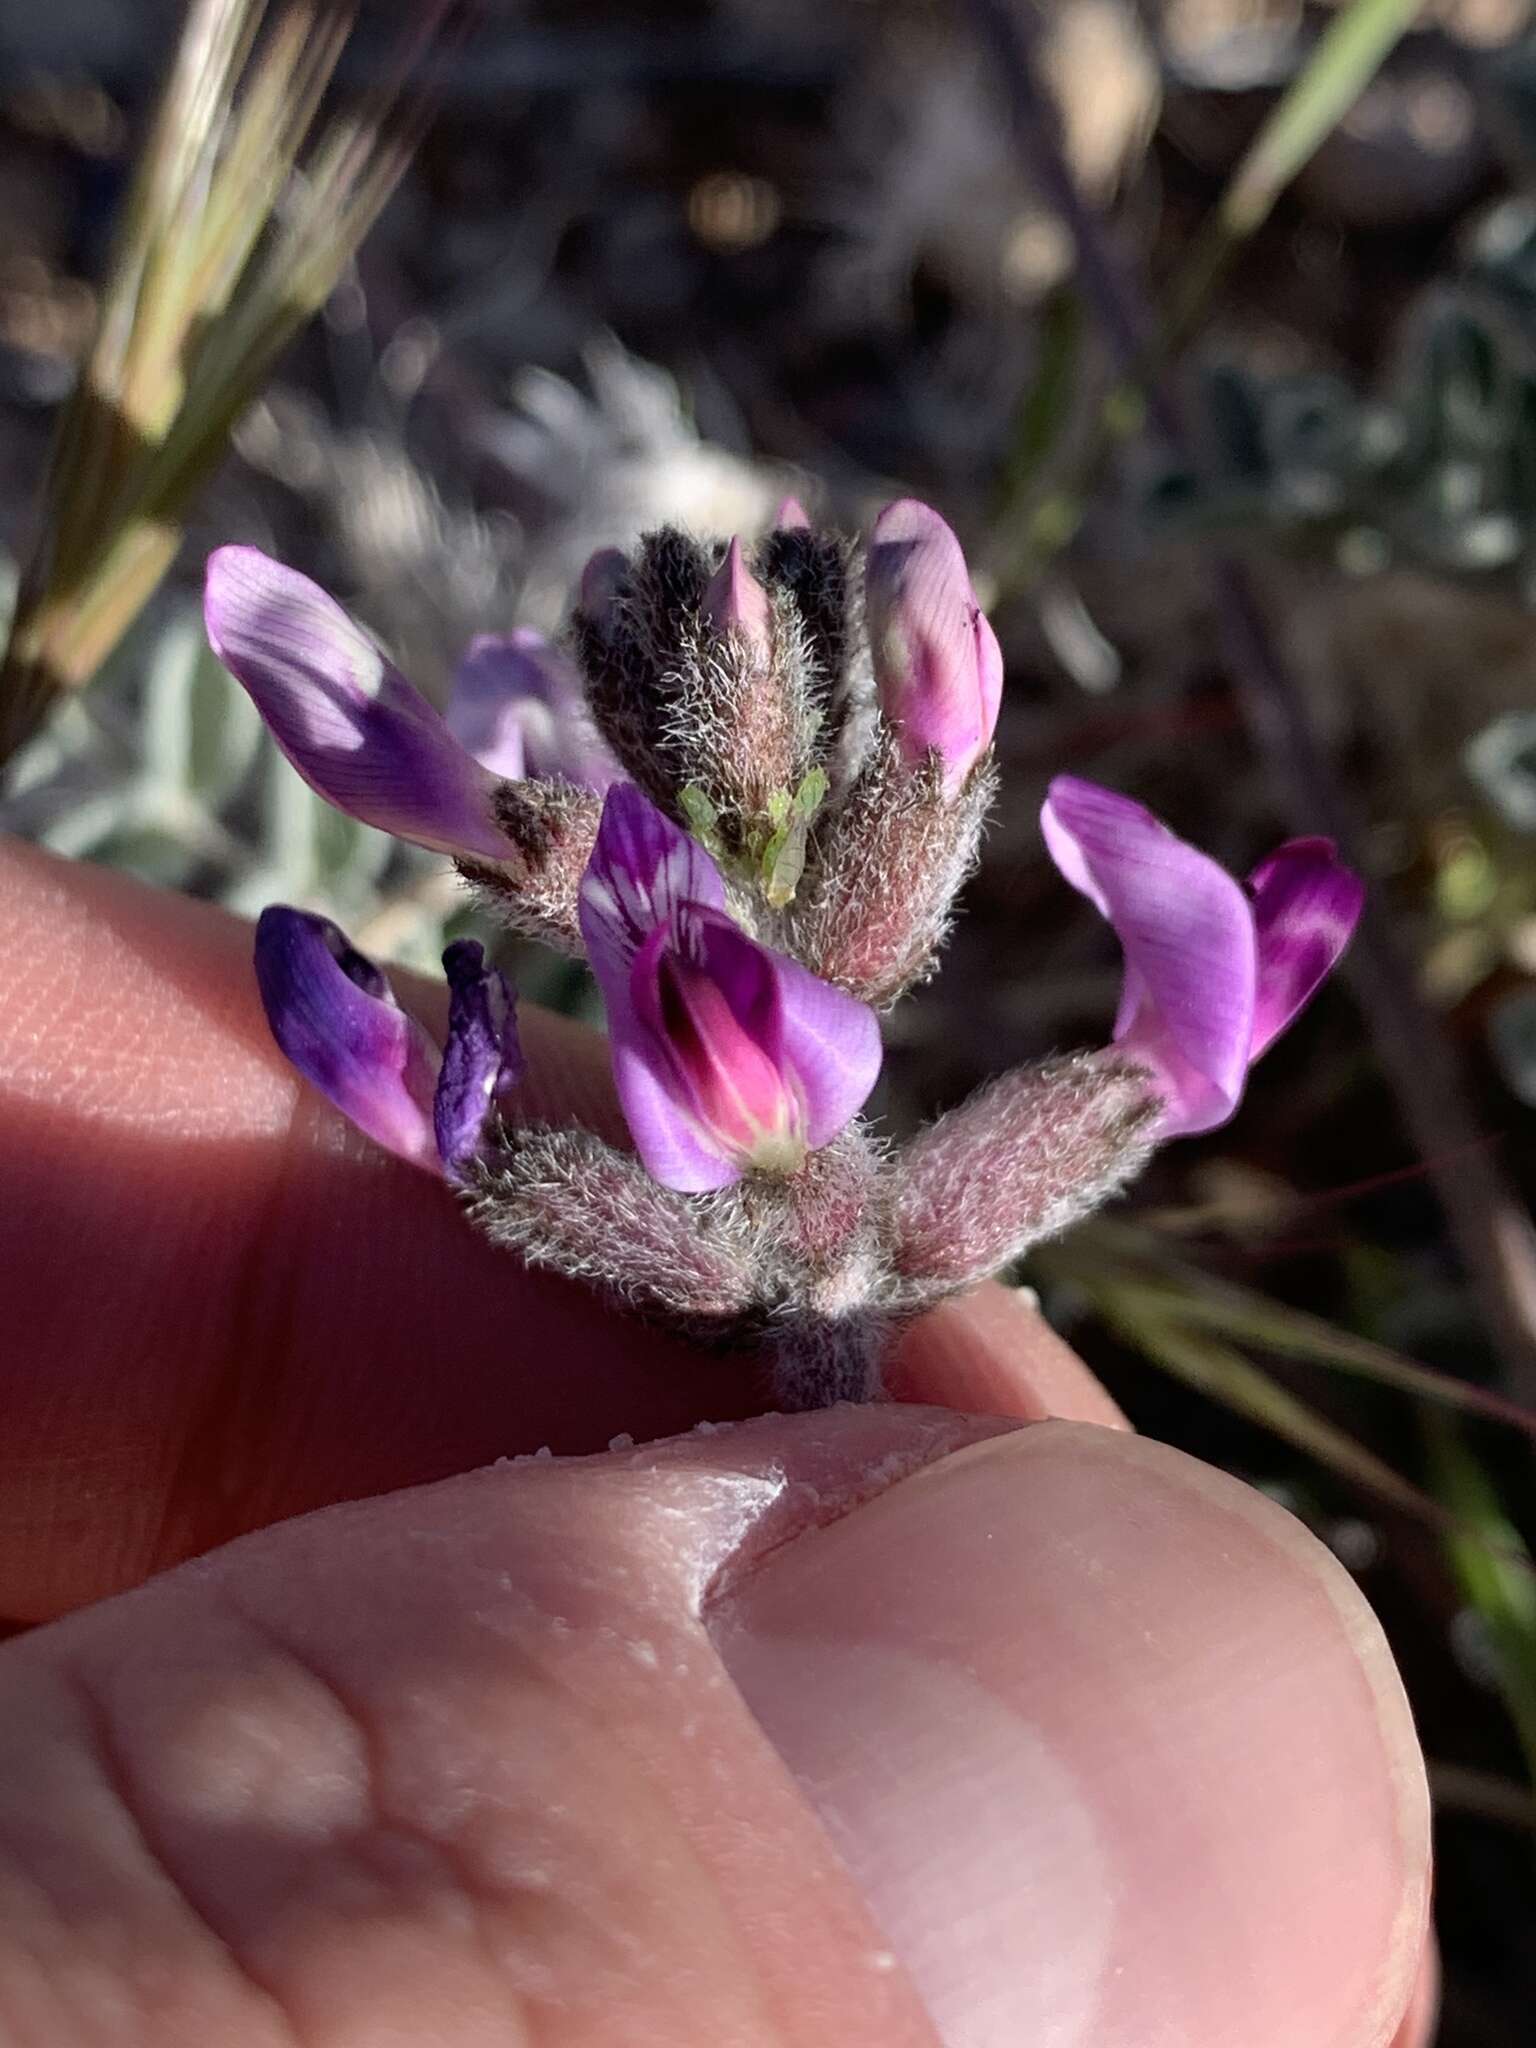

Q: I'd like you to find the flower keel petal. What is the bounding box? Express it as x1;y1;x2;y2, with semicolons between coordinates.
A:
253;907;440;1167
578;787;883;1190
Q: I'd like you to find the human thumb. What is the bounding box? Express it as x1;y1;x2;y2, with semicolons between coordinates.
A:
0;1405;1428;2047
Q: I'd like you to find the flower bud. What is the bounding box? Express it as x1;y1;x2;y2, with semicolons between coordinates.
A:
701;536;772;662
864;499;1004;795
578;546;630;632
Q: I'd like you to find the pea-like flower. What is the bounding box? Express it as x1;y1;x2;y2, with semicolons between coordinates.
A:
578;784;883;1192
864;498;1004;795
254;909;523;1176
1041;775;1364;1137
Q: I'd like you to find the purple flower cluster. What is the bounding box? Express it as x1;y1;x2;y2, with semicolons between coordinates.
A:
205;501;1361;1406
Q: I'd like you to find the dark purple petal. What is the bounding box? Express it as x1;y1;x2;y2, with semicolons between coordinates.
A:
865;499;1004;794
446;631;621;791
433;939;525;1171
1247;837;1364;1060
205;547;507;861
1041;776;1258;1137
253;906;440;1167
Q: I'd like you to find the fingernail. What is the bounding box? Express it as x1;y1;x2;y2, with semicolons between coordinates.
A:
710;1422;1429;2048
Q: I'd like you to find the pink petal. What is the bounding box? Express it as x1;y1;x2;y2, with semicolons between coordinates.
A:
702;537;773;658
577;787;882;1190
610;923;748;1192
1042;776;1258;1137
865;499;1004;793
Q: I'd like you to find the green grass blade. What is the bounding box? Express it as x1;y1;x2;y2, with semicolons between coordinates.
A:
1220;0;1426;241
1426;1415;1536;1785
1000;0;1424;592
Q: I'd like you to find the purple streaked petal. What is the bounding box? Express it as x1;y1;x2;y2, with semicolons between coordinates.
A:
1248;837;1364;1060
205;546;507;861
447;630;621;790
1042;776;1258;1137
614;907;882;1191
445;639;528;781
865;499;1004;794
433;938;525;1171
253;906;440;1168
577;783;728;987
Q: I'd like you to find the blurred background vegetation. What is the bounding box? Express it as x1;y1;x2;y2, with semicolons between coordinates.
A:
1;2;1535;2037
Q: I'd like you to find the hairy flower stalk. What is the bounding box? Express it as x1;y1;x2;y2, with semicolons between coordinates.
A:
209;505;1363;1410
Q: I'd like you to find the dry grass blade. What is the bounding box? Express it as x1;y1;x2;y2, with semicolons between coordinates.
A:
1039;1247;1536;1579
1090;1285;1453;1528
0;0;473;767
1064;1222;1536;1443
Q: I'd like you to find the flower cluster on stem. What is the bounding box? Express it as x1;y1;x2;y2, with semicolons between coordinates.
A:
205;501;1361;1409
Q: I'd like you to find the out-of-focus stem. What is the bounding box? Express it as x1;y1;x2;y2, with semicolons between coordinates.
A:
978;0;1422;592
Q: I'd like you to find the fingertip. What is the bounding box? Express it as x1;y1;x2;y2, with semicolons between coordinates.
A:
713;1419;1430;2048
1390;1938;1438;2048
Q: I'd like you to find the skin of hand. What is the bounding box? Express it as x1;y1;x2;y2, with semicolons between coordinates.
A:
0;837;1434;2047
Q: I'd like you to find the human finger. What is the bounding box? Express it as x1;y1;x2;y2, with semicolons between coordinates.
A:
0;1407;1429;2046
